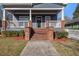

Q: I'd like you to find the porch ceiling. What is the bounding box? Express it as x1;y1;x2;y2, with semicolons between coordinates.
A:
8;10;60;14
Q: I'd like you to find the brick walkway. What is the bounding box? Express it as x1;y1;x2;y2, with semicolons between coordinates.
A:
20;40;59;56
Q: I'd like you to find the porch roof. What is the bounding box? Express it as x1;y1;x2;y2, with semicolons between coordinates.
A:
2;3;64;8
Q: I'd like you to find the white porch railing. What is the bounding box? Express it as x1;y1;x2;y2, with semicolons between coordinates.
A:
6;20;61;30
32;20;60;28
7;21;28;30
48;20;60;28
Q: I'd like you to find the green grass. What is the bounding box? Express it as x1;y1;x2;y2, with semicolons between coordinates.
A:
52;39;79;56
0;37;26;56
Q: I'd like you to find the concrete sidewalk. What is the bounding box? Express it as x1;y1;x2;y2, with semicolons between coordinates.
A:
20;40;59;56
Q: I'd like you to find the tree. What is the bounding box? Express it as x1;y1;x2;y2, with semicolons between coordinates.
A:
73;4;79;18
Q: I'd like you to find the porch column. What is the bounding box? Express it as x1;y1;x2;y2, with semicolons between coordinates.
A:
61;7;65;31
62;7;64;20
28;9;32;27
2;9;6;31
30;9;32;20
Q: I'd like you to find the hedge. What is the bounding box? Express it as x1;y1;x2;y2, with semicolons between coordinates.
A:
55;31;68;39
1;30;25;37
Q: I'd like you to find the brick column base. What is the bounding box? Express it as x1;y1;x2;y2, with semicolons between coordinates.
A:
2;20;6;31
25;27;31;40
45;20;48;28
28;20;32;27
61;20;65;31
47;27;54;41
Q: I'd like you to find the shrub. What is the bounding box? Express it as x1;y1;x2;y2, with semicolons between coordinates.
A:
1;30;25;37
6;31;11;37
16;31;19;37
19;30;25;37
1;31;6;37
10;31;18;37
55;31;68;39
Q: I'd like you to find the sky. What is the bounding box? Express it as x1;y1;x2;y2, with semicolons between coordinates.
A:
64;3;78;19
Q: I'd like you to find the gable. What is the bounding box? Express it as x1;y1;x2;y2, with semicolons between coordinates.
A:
33;3;64;8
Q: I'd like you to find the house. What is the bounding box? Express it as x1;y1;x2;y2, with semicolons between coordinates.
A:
1;3;65;40
65;18;79;29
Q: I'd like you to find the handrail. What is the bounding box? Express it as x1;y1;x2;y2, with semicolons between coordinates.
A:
48;20;58;28
9;20;28;22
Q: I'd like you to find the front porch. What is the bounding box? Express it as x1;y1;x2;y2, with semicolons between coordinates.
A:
1;7;65;41
2;8;65;31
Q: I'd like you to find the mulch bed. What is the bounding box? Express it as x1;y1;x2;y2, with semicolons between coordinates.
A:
0;36;25;40
53;37;68;44
15;36;25;40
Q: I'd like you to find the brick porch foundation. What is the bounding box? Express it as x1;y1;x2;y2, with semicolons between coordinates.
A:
47;27;54;41
2;20;6;31
45;20;48;28
25;20;32;40
25;27;31;40
61;20;65;31
28;20;32;27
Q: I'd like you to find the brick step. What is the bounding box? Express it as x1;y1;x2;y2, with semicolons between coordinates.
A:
31;28;48;40
31;37;47;40
32;34;46;38
31;33;47;40
34;28;47;34
31;35;47;38
31;38;47;40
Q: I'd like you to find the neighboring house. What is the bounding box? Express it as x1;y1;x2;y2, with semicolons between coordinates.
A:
1;3;65;31
65;18;79;29
65;18;79;40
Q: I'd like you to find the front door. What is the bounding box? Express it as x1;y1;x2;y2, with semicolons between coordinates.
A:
36;16;42;28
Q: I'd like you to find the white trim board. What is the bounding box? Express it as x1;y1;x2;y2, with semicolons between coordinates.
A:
14;13;57;14
5;8;63;10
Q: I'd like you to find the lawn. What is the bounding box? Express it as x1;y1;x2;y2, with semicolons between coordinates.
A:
0;37;26;56
52;38;79;56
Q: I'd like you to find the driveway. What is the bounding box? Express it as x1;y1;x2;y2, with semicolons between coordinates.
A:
20;40;59;56
66;29;79;40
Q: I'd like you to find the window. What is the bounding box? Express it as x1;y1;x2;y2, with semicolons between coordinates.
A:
19;16;29;21
45;16;51;20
